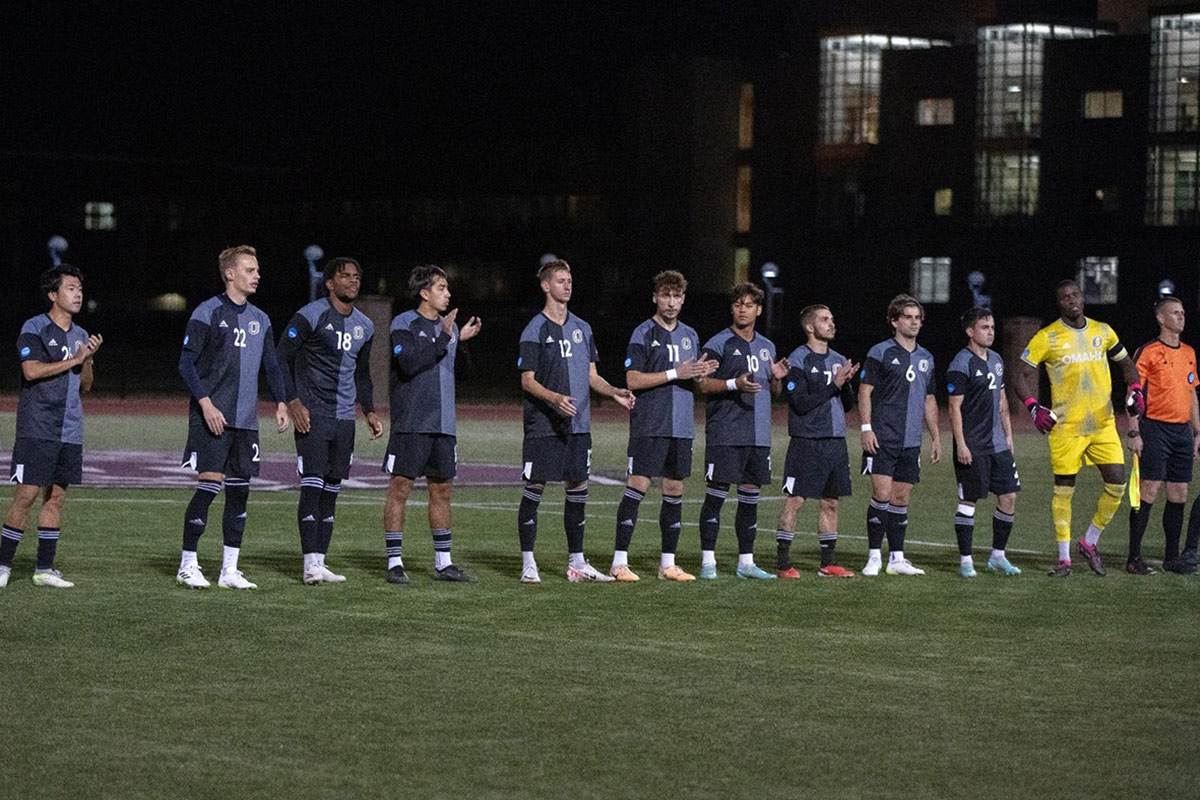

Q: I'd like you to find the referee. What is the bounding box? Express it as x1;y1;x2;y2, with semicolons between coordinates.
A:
1127;296;1200;574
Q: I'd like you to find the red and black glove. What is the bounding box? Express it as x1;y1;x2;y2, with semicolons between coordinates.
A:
1025;397;1057;434
1126;382;1146;417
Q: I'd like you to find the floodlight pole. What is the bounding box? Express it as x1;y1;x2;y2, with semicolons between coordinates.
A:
305;244;325;301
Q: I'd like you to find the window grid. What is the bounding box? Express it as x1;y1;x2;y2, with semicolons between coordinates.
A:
976;150;1040;219
916;98;955;126
911;257;951;303
84;201;116;231
1077;256;1119;304
1150;14;1200;133
1146;145;1200;225
1082;90;1123;119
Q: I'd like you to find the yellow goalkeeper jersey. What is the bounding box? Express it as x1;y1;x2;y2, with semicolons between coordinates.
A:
1021;317;1127;436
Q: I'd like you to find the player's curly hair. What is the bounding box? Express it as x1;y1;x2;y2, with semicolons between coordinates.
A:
729;282;764;306
652;270;687;294
887;294;924;322
323;257;362;285
409;264;447;302
537;258;571;283
41;264;83;296
217;245;256;283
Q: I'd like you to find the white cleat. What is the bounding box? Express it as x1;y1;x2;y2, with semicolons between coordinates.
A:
567;560;616;583
885;558;926;576
317;564;346;583
218;570;258;590
32;569;74;588
520;564;542;584
176;563;211;589
302;565;325;585
861;555;883;577
0;565;10;589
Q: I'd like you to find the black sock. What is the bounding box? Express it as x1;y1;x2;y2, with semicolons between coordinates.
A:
614;487;646;552
734;487;760;555
866;497;888;549
564;487;588;553
518;484;543;552
954;506;975;557
317;481;340;554
659;494;683;555
699;485;728;552
776;529;794;570
886;504;908;552
1163;501;1184;561
222;478;250;549
432;528;452;562
385;531;403;562
35;527;60;570
1186;495;1200;554
992;509;1015;552
0;526;23;567
298;476;324;555
1128;502;1153;560
182;480;221;552
818;532;837;566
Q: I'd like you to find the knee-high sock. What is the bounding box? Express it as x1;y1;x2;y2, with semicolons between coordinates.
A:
317;481;340;554
734;487;760;555
614;487;646;552
0;526;23;567
776;528;795;570
1163;500;1184;561
518;483;543;552
222;478;250;548
1052;484;1075;543
1185;496;1200;553
866;497;889;550
35;526;60;570
991;508;1015;552
1128;502;1153;560
954;503;976;557
817;532;838;566
885;504;908;552
1090;482;1125;534
182;480;221;552
564;487;588;554
298;475;325;555
659;494;683;554
698;485;728;552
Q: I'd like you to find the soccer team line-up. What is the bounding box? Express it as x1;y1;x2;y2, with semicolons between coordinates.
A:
6;247;1199;591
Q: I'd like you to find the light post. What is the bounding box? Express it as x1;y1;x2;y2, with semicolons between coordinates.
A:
305;244;325;301
760;262;782;338
47;235;68;266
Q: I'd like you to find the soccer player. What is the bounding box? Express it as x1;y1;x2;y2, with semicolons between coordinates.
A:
516;258;635;584
178;245;291;589
382;265;481;585
859;294;940;576
278;256;383;585
609;270;717;582
1126;296;1199;575
1;265;101;589
946;307;1021;578
1013;279;1143;577
695;282;789;580
774;304;858;578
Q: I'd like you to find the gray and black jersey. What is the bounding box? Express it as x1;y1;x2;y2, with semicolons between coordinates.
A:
389;310;458;435
518;312;599;437
16;314;90;444
277;299;375;421
702;328;777;447
946;347;1007;455
861;338;935;449
625;318;700;440
179;294;289;430
784;345;851;439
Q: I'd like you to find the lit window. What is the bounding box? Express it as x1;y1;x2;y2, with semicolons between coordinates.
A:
84;202;115;231
1077;256;1118;303
734;248;750;285
911;257;951;303
976;151;1039;219
736;166;752;233
916;98;955;125
934;188;953;215
1146;144;1200;224
1150;14;1200;133
738;83;754;150
1083;90;1123;118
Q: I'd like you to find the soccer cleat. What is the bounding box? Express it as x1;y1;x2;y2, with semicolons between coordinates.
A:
386;565;410;585
817;564;856;578
317;564;347;583
960;563;978;578
657;565;696;582
735;563;777;580
698;563;718;580
1048;560;1072;578
986;554;1022;576
519;563;541;584
1125;558;1156;576
0;565;10;589
1076;539;1107;577
885;559;925;576
610;564;640;582
777;566;802;580
434;564;474;583
566;560;615;583
861;555;883;577
176;563;211;589
1181;550;1199;574
302;565;325;585
217;570;257;589
32;569;74;588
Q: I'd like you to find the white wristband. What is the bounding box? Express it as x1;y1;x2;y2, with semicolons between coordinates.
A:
726;378;738;392
665;368;678;381
861;423;872;432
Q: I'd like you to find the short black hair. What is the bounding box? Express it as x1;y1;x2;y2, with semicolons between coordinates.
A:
409;264;448;302
323;257;362;285
960;306;993;330
41;264;83;296
729;282;765;306
1056;279;1079;293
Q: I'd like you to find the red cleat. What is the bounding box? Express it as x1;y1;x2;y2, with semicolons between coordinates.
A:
818;564;856;578
777;566;802;580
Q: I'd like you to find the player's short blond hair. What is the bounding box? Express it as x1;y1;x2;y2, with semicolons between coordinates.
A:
218;245;257;283
537;258;571;283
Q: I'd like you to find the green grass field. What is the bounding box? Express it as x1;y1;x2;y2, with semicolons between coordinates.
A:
1;412;1198;799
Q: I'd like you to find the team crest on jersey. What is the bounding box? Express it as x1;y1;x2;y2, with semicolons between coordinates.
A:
682;338;692;351
759;348;770;361
1092;336;1102;349
353;325;364;340
248;320;260;336
919;359;929;372
572;329;583;344
995;362;1003;375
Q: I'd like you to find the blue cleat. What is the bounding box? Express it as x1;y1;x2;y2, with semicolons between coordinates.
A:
735;563;777;580
960;563;978;578
986;554;1022;576
698;564;719;580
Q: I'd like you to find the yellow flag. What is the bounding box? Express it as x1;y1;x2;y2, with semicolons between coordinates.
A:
1129;454;1140;510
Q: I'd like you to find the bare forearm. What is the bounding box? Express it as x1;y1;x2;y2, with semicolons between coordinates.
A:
858;385;873;425
948;397;965;443
22;358;81;381
522;372;561;404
